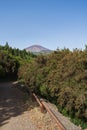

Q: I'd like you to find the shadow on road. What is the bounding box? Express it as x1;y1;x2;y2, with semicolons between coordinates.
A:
0;82;29;126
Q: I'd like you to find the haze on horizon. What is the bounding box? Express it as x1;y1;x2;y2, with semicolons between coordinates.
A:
0;0;87;50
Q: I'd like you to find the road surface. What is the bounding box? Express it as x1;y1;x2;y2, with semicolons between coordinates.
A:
0;82;37;130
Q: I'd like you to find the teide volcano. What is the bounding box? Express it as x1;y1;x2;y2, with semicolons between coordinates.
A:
25;45;52;54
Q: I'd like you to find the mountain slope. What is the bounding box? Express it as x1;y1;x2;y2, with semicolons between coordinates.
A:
25;45;51;53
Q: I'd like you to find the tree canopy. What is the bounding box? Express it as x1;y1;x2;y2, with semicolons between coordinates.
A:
0;43;36;80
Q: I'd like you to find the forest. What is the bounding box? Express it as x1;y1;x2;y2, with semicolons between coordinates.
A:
0;43;36;80
0;43;87;128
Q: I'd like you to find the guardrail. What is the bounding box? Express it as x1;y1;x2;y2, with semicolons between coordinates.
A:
33;93;66;130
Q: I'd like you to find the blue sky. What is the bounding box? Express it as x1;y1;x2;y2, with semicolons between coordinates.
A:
0;0;87;50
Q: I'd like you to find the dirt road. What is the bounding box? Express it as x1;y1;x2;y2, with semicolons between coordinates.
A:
0;82;59;130
0;82;37;130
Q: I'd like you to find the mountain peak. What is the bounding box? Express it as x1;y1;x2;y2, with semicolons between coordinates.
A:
25;45;51;53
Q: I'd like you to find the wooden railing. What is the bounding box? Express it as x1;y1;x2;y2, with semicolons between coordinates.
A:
33;93;66;130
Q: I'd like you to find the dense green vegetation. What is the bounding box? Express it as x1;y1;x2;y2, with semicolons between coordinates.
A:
0;43;87;128
0;43;36;80
18;47;87;128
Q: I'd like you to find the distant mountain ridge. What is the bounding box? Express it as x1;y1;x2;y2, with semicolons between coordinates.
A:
25;45;51;54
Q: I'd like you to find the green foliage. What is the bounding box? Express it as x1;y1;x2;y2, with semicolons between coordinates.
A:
1;43;86;127
0;43;36;80
18;47;87;128
0;50;19;80
39;85;49;98
0;65;5;77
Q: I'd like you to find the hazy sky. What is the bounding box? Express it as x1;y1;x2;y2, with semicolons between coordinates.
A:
0;0;87;50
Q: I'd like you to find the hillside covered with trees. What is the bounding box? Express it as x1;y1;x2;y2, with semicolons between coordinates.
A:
0;43;36;80
0;43;87;128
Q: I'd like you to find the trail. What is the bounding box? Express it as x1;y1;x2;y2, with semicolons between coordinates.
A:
0;82;37;130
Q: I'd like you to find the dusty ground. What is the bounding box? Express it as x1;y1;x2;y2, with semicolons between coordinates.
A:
0;82;58;130
0;82;37;130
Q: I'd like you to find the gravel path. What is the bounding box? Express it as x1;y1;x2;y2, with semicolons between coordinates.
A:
0;82;37;130
0;82;58;130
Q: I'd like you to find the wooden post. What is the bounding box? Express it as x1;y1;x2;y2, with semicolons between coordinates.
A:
33;93;45;113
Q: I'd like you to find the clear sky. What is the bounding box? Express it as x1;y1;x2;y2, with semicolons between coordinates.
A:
0;0;87;50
